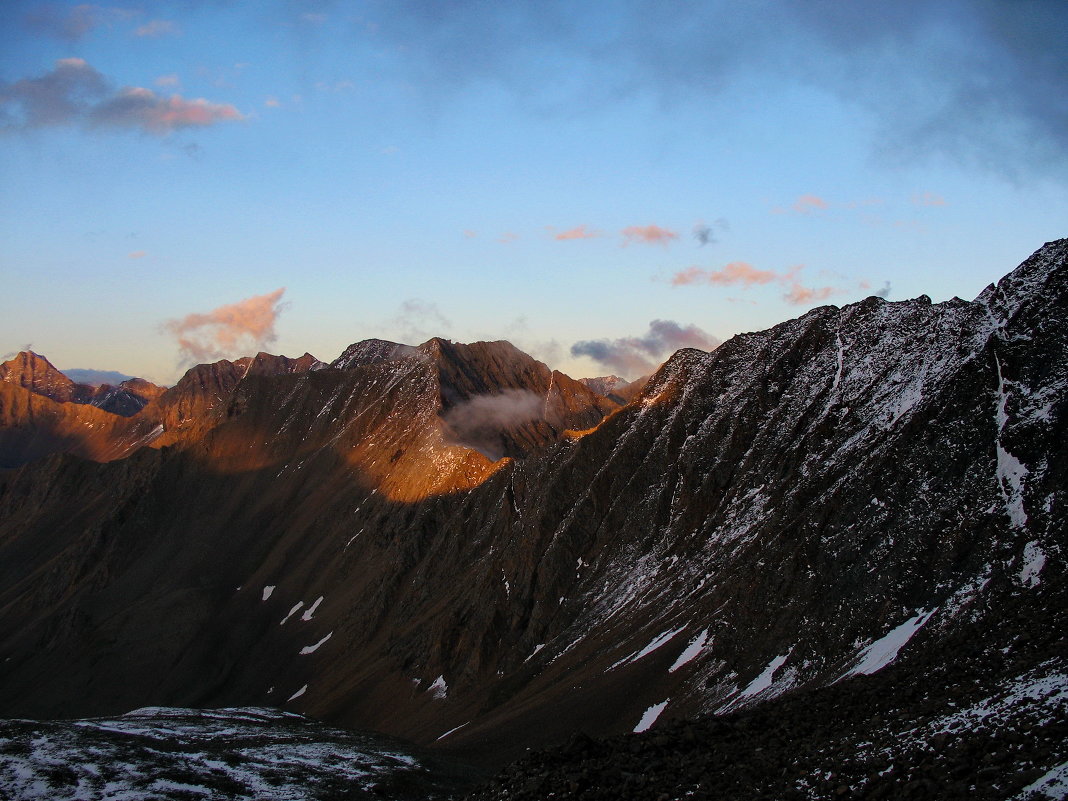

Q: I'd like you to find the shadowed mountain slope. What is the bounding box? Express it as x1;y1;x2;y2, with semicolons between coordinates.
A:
0;241;1063;789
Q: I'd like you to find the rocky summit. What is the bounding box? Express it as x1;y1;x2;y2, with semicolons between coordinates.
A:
0;240;1065;800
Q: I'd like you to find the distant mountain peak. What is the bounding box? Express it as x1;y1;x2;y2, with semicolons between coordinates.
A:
61;368;136;387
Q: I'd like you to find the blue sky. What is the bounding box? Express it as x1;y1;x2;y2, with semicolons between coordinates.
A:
2;1;1066;384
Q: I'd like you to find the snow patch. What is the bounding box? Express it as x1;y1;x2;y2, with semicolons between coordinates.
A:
1019;541;1047;588
740;651;791;698
280;601;303;625
997;444;1030;528
633;700;669;733
286;685;307;702
261;585;275;601
435;722;469;741
843;608;937;678
994;355;1029;528
299;632;333;655
1016;760;1068;800
428;675;447;699
301;596;324;621
669;629;709;673
610;626;686;671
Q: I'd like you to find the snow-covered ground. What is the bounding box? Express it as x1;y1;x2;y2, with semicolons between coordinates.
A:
0;707;450;801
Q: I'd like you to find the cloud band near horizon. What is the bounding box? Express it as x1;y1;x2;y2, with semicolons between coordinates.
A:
571;319;720;379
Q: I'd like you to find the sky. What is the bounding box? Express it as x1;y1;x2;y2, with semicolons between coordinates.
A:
2;0;1066;385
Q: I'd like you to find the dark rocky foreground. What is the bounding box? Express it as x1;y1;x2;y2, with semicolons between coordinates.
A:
462;586;1068;801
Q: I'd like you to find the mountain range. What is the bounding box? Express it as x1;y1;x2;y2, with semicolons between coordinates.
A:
0;239;1065;800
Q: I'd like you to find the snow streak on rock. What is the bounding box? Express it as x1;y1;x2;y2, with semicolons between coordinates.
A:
633;700;669;733
842;609;938;678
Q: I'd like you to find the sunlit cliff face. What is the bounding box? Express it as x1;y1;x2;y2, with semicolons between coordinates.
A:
151;355;513;502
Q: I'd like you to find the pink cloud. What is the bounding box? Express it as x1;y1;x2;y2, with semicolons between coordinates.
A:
163;288;287;364
127;250;146;259
462;229;478;239
672;260;844;306
89;87;244;133
498;232;519;243
265;96;281;108
621;224;678;246
554;225;600;241
672;261;783;287
911;191;947;206
792;194;829;214
784;283;837;305
1;59;243;136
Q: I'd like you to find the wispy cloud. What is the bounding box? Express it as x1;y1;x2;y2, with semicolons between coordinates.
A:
571;319;720;379
671;261;785;287
911;191;947;207
771;194;829;215
2;344;34;361
89;88;244;133
134;19;179;38
23;4;137;42
390;299;451;344
155;74;180;88
127;250;146;259
692;218;729;246
553;225;600;241
442;389;543;460
0;59;244;135
784;284;836;305
671;261;843;306
621;224;678;246
163;288;287;364
498;231;519;243
793;194;828;214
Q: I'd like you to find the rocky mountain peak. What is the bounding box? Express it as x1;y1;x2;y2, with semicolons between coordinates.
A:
0;351;81;403
330;338;419;369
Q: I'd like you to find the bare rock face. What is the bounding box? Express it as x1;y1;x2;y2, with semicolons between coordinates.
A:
146;350;325;439
0;351;89;404
0;241;1063;794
